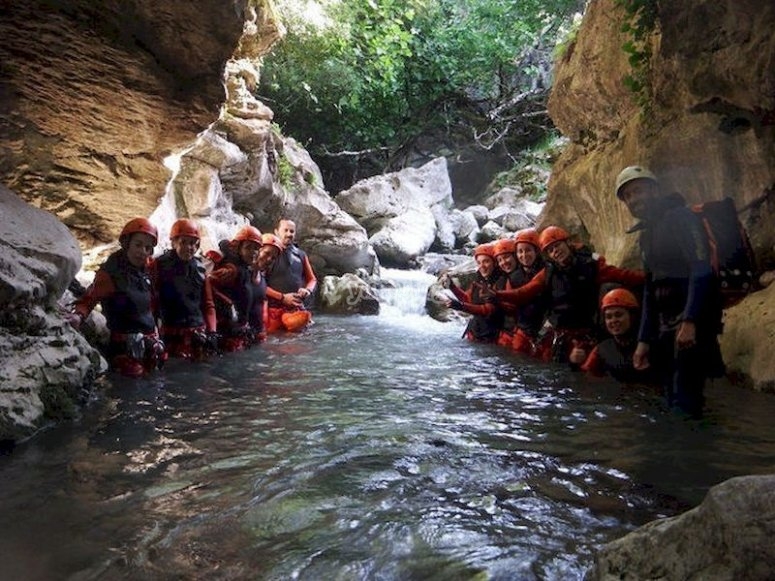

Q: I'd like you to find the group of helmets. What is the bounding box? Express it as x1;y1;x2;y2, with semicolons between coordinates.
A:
119;218;284;252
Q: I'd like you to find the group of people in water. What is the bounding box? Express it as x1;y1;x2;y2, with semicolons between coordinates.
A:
67;164;726;418
443;165;727;418
68;218;317;378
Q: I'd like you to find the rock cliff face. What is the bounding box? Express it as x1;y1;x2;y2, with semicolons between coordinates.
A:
0;0;251;244
546;0;775;268
545;0;775;390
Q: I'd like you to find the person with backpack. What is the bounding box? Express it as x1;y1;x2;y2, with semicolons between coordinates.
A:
208;225;265;351
70;217;166;377
149;219;218;360
615;165;725;418
442;243;504;343
574;287;658;384
265;219;317;333
488;226;645;365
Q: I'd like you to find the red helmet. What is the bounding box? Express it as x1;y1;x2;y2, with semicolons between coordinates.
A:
233;225;263;245
120;217;158;246
601;288;639;310
538;226;570;252
473;243;494;259
514;228;540;249
170;218;200;240
492;238;516;257
261;233;284;252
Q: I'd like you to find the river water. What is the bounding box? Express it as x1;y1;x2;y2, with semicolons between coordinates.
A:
1;270;774;580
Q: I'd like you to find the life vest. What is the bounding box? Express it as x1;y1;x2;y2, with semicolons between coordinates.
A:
154;250;206;328
545;248;599;330
266;245;307;305
465;272;503;342
511;258;549;336
596;336;655;384
100;250;155;334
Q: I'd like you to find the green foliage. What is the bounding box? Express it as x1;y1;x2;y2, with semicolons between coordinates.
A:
615;0;658;112
276;155;295;188
488;132;565;200
261;0;582;155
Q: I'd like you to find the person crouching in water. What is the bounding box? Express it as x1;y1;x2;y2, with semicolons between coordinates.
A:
490;226;645;364
572;288;658;384
443;243;504;343
507;228;551;359
492;238;521;348
265;219;317;333
247;233;285;343
149;219;218;360
209;225;265;352
72;217;165;377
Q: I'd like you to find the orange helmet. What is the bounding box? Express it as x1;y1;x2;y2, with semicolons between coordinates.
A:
538;226;570;252
473;243;494;259
120;217;158;246
261;233;285;252
514;228;540;249
492;238;516;257
170;218;200;240
233;225;263;245
601;288;639;310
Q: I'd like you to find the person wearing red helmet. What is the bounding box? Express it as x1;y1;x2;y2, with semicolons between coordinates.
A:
265;219;317;333
490;238;520;347
209;225;266;351
575;288;657;384
148;218;218;360
71;217;165;377
442;243;503;343
488;225;645;364
504;228;551;358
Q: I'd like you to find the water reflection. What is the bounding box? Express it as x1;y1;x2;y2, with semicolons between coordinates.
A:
0;313;774;580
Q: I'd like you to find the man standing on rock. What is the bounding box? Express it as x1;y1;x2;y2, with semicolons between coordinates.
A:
265;218;317;333
616;165;725;418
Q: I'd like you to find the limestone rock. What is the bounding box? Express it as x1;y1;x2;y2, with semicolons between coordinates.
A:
318;274;380;316
588;474;775;581
0;186;103;441
336;157;454;267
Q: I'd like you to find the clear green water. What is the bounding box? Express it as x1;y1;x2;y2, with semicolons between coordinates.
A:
1;305;774;580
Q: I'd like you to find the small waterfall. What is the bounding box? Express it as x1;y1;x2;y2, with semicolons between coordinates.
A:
377;268;437;318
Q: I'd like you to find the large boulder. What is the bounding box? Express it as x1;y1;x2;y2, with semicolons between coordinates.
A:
336;157;455;267
318;274;380;315
0;186;104;441
588;475;775;580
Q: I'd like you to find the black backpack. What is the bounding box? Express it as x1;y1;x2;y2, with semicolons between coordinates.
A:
691;197;757;308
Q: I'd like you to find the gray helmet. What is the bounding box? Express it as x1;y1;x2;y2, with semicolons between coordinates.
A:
615;165;658;199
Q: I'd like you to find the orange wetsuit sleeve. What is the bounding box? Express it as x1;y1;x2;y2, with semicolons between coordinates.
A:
201;276;217;332
208;263;239;290
449;283;471;303
73;269;115;320
302;255;317;293
458;300;496;317
581;346;605;376
494;268;547;306
596;256;645;287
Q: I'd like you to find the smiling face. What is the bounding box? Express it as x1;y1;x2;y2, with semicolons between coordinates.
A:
125;232;156;268
544;240;572;268
516;242;538;268
171;235;200;262
603;306;632;337
475;254;495;278
255;244;281;271
496;252;517;273
619;178;659;220
239;240;261;265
